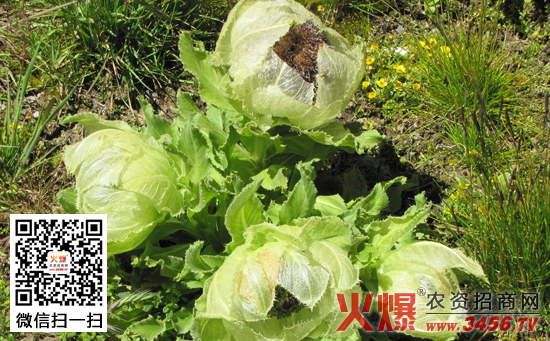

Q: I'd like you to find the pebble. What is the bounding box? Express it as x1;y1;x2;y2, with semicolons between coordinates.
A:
25;96;37;104
21;109;27;116
144;90;158;99
33;111;40;119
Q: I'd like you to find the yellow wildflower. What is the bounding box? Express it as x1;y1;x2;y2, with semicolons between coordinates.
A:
376;78;388;88
317;4;325;11
457;183;470;190
440;45;451;57
393;64;406;73
362;81;370;88
419;40;427;48
25;112;32;120
469;149;479;155
366;56;375;65
429;37;438;46
450;192;459;200
427;51;433;57
368;92;377;99
412;83;421;90
370;42;379;51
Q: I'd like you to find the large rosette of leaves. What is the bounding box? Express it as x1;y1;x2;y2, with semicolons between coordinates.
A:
60;113;189;256
192;216;361;341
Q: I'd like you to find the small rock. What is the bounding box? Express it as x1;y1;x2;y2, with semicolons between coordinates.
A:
25;96;37;104
32;111;40;119
412;132;422;141
21;109;27;116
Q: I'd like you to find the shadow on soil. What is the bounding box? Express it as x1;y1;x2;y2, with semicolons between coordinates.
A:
315;139;448;214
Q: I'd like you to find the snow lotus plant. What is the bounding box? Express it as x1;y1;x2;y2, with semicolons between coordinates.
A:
59;113;188;256
182;0;365;130
193;217;361;340
372;242;487;341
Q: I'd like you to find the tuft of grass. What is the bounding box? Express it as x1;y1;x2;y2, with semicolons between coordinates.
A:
0;41;74;184
436;89;550;309
410;0;524;148
407;0;550;317
439;149;550;304
15;0;233;100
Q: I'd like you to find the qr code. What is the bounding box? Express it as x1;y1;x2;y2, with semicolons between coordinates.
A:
10;214;107;332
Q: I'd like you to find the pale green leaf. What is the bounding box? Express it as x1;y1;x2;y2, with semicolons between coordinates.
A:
313;194;347;216
366;194;431;257
279;165;317;224
224;179;264;251
377;263;466;341
171;306;194;335
126;316;166;341
380;241;487;279
308;241;358;291
185;240;225;273
57;187;77;214
176;90;201;118
241;256;276;316
179;31;238;113
279;249;329;308
349;176;407;217
300;216;353;249
304;123;383;154
61;112;134;134
138;96;172;140
252;165;288;191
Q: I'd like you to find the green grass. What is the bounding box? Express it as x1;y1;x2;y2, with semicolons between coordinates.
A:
439;146;550;299
407;0;550;322
13;0;233;105
410;7;522;121
0;41;74;186
432;90;550;312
